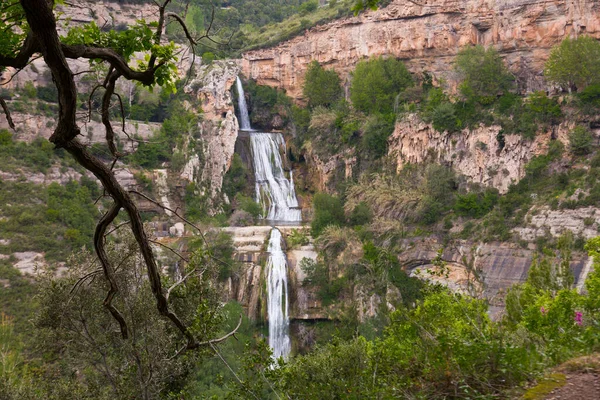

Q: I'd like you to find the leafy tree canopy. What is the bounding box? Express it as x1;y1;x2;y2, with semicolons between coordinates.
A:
455;45;514;104
303;61;343;108
350;56;413;114
545;35;600;91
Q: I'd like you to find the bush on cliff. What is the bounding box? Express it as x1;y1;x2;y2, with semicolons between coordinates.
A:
303;61;343;109
455;45;514;104
311;192;346;237
350;56;413;115
545;35;600;92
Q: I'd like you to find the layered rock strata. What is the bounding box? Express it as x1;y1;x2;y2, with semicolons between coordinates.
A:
242;0;600;101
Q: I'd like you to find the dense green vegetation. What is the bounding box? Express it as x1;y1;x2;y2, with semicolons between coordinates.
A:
303;61;343;108
350;56;413;114
228;239;600;399
545;35;600;91
0;132;102;261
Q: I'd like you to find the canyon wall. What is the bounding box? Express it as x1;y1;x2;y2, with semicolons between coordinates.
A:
181;60;241;202
388;114;556;194
242;0;600;101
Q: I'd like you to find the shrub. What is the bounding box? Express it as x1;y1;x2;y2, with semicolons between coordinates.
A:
360;113;395;158
348;201;372;226
454;189;499;218
235;194;262;219
288;228;310;248
36;85;58;103
222;153;250;200
350;56;413;114
525;91;562;125
22;81;36;98
431;101;459;133
311;192;345;237
455;45;513;103
201;52;215;64
569;126;594;156
578;83;600;106
545;35;600;91
299;0;318;14
303;61;342;108
0;129;12;145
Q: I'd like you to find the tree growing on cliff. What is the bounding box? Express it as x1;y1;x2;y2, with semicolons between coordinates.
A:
0;0;240;390
303;61;343;108
455;45;514;104
545;36;600;92
350;56;413;115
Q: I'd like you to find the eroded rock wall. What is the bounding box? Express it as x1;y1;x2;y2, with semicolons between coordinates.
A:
242;0;600;101
182;60;241;202
388;114;555;194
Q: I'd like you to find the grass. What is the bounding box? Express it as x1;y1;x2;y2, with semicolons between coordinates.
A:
522;373;567;400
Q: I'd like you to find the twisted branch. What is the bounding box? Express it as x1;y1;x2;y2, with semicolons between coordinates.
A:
0;98;15;130
95;202;129;339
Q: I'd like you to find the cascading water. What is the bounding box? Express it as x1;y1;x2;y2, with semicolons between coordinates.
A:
236;77;297;361
266;228;291;360
235;77;252;131
235;77;301;222
250;133;302;221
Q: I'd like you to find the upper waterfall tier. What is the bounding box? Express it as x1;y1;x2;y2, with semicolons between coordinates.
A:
235;77;252;131
236;76;302;222
250;132;302;222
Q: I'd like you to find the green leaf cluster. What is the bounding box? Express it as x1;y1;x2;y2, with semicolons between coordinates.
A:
545;35;600;91
455;45;514;104
303;61;343;108
350;56;413;114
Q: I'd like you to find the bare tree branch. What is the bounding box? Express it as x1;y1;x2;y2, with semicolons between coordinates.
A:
101;69;123;158
166;267;198;301
149;239;190;263
95;202;129;339
61;44;163;86
0;98;15;130
19;0;196;348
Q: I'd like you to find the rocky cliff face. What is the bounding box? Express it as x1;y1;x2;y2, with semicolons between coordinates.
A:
388;114;555;194
242;0;600;101
181;60;241;203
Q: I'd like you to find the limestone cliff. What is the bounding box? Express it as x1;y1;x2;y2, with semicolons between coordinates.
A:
388;114;554;194
181;60;241;203
242;0;600;101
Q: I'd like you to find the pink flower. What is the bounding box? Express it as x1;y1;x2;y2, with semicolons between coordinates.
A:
574;311;583;326
540;306;548;315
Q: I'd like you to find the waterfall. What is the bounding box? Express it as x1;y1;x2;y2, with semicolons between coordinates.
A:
250;133;302;222
236;78;297;360
236;76;301;222
266;228;291;361
236;77;252;130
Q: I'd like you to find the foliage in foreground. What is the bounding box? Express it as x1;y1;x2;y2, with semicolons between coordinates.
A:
0;235;229;399
235;237;600;399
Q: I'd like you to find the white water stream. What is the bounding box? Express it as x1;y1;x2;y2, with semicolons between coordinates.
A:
236;77;295;360
250;133;302;222
266;228;291;360
235;77;252;131
236;77;301;222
